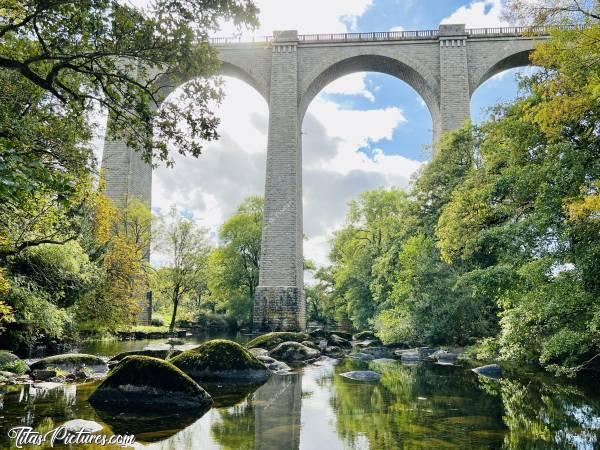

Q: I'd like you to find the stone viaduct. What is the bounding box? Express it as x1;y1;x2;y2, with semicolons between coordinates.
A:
102;23;555;330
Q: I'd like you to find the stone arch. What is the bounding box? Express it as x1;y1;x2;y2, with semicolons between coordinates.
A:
299;54;440;140
471;48;534;95
155;57;269;106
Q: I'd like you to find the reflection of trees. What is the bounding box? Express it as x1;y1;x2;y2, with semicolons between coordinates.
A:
211;401;255;450
331;359;506;449
487;376;600;449
331;359;600;450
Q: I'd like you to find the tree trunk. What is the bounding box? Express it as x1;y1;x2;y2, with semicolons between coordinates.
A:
169;288;180;333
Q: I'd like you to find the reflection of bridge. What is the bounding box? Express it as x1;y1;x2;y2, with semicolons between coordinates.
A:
102;24;553;329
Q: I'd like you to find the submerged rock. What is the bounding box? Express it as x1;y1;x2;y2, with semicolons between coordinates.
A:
395;347;435;362
89;355;212;411
429;350;459;364
166;338;185;346
347;352;376;361
472;364;502;378
246;332;310;350
255;355;292;374
30;354;106;373
269;342;320;364
170;339;271;382
361;347;395;359
62;419;103;433
340;371;381;382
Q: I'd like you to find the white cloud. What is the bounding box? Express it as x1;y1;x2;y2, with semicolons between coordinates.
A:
321;73;375;101
441;0;508;28
150;76;422;268
218;0;374;37
390;25;405;32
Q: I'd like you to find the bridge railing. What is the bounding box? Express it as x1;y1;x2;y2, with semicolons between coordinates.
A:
208;24;582;45
466;24;580;36
298;29;439;42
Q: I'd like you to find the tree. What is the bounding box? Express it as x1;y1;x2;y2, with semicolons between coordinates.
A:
206;196;262;326
155;208;210;332
0;0;259;167
504;0;599;24
75;193;152;332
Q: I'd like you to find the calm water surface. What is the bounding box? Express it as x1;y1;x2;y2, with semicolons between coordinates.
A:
1;334;599;449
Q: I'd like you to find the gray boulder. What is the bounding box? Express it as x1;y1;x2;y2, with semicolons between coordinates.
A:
352;331;379;341
269;342;320;364
361;347;395;359
340;371;381;382
472;364;502;378
30;354;107;373
62;419;103;433
429;350;459;364
328;334;352;349
347;352;376;361
324;346;346;358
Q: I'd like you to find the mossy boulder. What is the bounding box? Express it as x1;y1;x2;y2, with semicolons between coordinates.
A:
108;349;182;364
170;339;270;382
269;342;320;364
246;332;309;351
89;356;212;411
30;353;107;373
353;331;379;341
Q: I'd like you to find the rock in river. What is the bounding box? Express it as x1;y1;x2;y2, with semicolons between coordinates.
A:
352;331;379;342
269;342;320;364
30;353;107;373
340;371;381;382
108;349;182;365
89;356;212;411
170;339;271;382
246;332;310;351
472;364;502;378
62;419;103;433
328;334;352;349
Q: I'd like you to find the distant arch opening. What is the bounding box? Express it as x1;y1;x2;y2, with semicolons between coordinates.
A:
300;71;431;269
151;76;268;263
471;65;541;123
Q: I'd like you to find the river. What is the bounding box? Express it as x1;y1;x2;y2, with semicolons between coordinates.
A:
1;333;599;449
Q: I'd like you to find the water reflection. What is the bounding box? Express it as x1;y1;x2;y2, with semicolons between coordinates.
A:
1;354;600;449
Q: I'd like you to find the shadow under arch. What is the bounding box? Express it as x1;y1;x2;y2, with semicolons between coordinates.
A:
471;49;534;95
299;54;440;141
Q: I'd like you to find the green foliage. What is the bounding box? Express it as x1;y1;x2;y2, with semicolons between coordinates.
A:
154;207;210;332
318;22;600;377
0;359;27;375
206;196;263;327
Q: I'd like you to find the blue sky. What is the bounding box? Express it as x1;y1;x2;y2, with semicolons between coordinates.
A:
149;0;537;266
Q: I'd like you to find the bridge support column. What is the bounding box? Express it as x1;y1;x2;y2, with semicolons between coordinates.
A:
101;115;153;325
254;30;306;332
439;24;471;134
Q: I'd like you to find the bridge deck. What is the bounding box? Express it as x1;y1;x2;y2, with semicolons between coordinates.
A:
208;25;579;46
